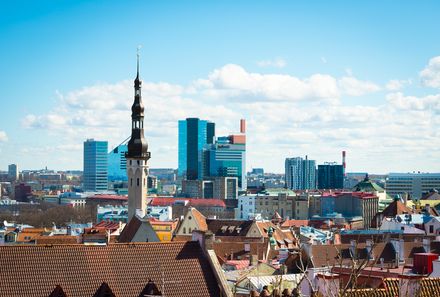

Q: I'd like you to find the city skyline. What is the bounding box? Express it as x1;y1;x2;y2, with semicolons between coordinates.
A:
1;1;440;173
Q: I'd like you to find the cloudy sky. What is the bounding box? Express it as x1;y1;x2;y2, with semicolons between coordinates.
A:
1;1;440;174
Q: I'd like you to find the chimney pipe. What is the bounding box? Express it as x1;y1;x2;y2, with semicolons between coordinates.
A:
342;151;346;177
240;119;246;134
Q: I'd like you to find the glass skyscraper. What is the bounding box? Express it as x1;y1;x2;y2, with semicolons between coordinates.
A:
285;156;316;190
204;136;246;190
108;144;128;181
178;118;215;179
317;164;344;189
83;139;108;191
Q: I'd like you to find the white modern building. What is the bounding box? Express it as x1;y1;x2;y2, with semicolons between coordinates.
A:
386;173;440;199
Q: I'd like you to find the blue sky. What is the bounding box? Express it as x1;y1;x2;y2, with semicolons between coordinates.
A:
1;1;440;173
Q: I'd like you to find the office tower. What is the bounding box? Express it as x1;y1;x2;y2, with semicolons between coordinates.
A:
178;118;215;179
125;54;151;221
205;136;246;190
108;143;128;181
386;172;440;199
285;156;316;190
8;164;18;181
201;120;246;190
317;163;344;189
83;139;108;191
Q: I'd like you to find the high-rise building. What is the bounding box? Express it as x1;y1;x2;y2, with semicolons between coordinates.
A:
83;139;108;191
178;118;215;180
204;136;246;190
108;144;128;181
317;164;344;189
386;172;440;199
8;164;18;181
285;156;316;190
125;54;151;221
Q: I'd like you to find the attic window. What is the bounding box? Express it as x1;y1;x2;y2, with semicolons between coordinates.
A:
221;226;228;232
188;216;192;220
236;227;242;233
228;226;236;233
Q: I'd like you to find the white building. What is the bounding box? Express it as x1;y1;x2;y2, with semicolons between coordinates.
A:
386;173;440;199
237;195;256;220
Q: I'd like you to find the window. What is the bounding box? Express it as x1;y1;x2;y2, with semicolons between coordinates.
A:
183;227;186;234
137;160;140;165
188;228;192;233
137;178;140;186
130;178;133;187
430;225;434;233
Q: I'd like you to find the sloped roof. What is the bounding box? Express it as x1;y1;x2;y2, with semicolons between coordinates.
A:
205;219;254;236
34;235;80;245
353;175;384;192
381;200;413;217
0;242;220;297
281;220;310;228
118;216;143;242
256;221;296;244
190;207;208;231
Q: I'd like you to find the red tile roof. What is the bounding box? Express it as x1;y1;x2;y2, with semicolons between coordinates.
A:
150;197;226;208
281;220;310;228
88;194;128;201
95;221;122;230
0;242;220;297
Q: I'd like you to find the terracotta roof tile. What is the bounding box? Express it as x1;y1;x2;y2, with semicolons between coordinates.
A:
0;242;220;297
190;208;208;231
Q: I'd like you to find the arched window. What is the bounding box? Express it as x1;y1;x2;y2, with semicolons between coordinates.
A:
137;178;140;187
130;178;133;187
188;228;192;233
183;227;186;234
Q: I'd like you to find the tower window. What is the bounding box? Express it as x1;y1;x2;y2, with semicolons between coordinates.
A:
130;160;132;165
137;160;140;165
137;178;140;187
130;178;133;187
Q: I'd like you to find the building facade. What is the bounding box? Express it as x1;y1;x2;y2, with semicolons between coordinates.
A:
285;156;316;190
108;144;128;181
178;118;215;179
8;164;18;181
386;173;440;199
317;164;344;189
83;139;108;191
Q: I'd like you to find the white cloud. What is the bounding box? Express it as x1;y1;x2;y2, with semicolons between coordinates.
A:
386;79;412;91
18;63;440;172
338;76;381;96
0;131;7;142
205;64;340;102
256;58;286;68
420;56;440;88
386;92;440;111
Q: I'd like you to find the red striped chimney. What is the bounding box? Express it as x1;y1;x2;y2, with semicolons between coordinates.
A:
240;119;246;133
342;151;346;176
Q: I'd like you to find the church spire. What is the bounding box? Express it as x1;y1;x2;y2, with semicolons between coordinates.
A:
126;48;150;160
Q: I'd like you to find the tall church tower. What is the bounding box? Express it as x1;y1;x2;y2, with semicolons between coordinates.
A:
126;51;150;221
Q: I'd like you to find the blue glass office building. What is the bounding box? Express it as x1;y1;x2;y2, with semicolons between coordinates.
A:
83;139;108;191
285;156;316;190
108;144;128;181
178;118;215;179
205;138;246;190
